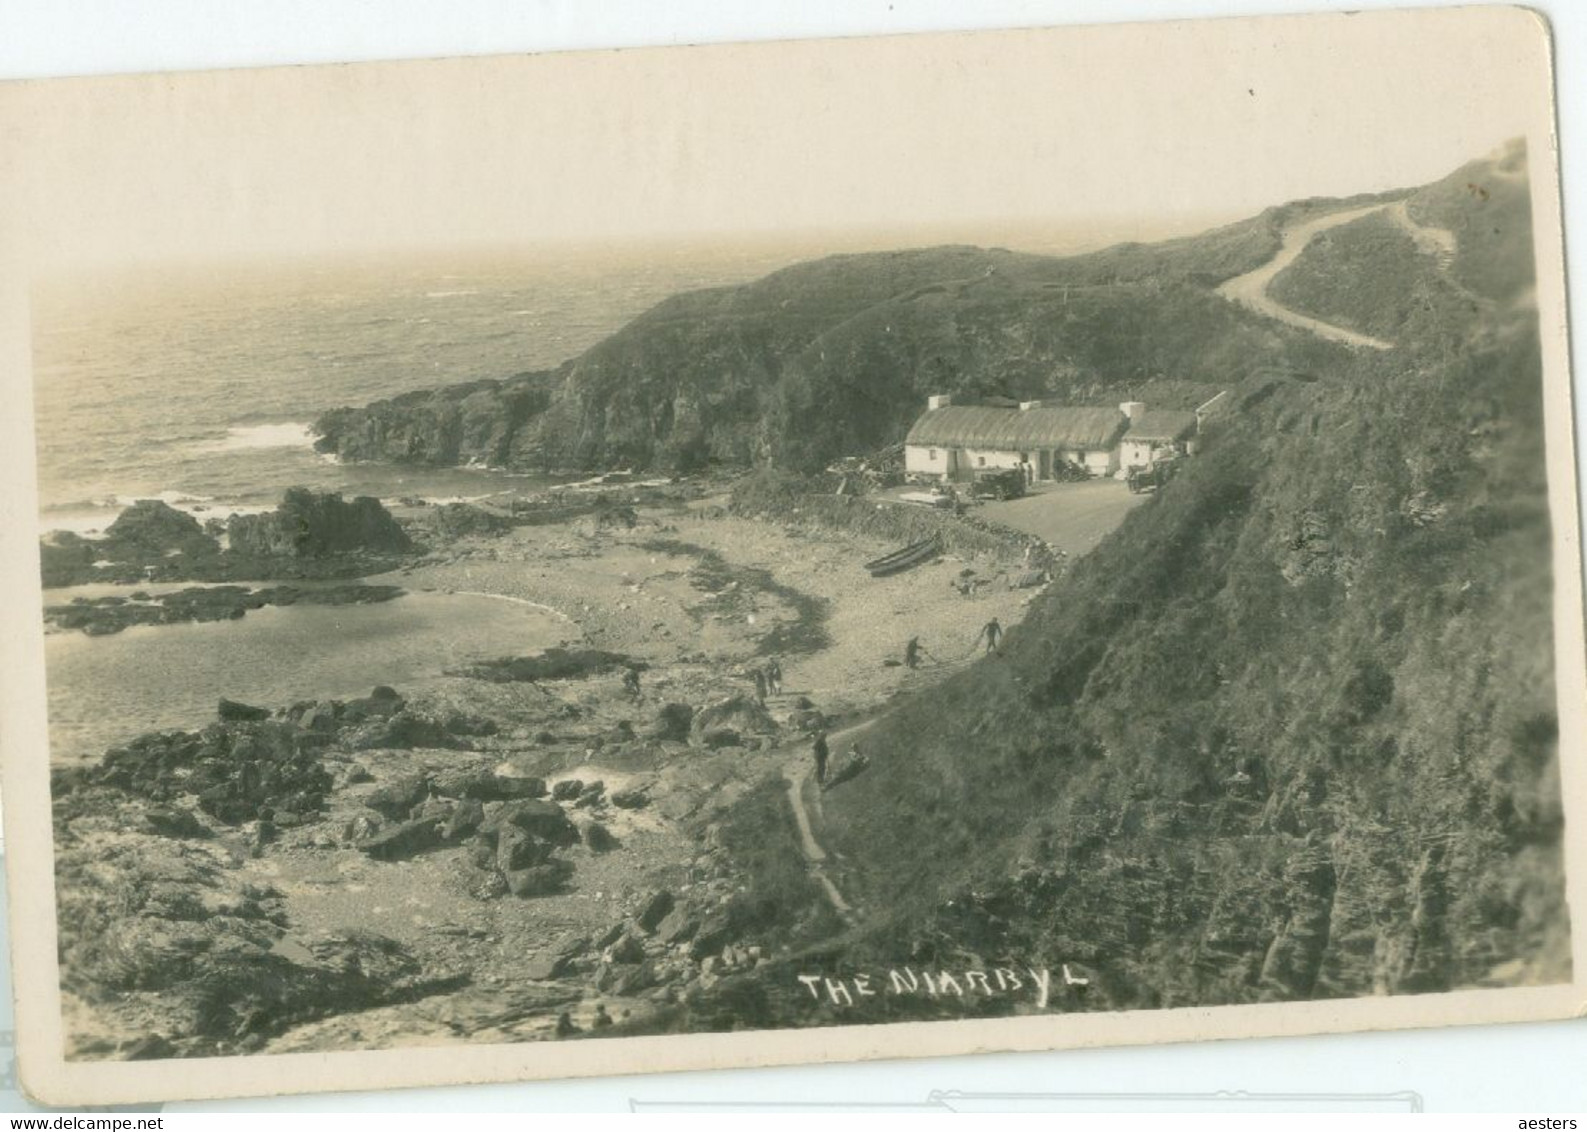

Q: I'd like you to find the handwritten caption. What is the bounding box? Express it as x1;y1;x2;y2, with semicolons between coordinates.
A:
797;965;1089;1010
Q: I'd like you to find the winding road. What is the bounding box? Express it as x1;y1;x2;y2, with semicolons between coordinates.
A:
1215;203;1397;350
1216;198;1463;351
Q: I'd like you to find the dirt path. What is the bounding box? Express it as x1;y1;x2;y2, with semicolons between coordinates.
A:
1385;199;1457;266
779;715;880;923
1216;203;1396;350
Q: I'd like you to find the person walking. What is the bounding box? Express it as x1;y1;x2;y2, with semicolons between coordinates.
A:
905;636;922;669
766;658;783;696
812;730;830;787
752;667;768;704
980;617;1004;655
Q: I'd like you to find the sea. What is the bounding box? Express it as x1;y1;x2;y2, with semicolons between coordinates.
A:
28;227;1146;763
31;242;827;762
32;244;815;532
30;222;1167;529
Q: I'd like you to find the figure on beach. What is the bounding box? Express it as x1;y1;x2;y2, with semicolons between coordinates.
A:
621;666;641;697
904;636;922;669
813;729;830;786
752;667;768;704
766;658;783;696
979;617;1004;655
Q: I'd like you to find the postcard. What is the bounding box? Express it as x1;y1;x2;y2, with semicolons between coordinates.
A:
0;4;1580;1106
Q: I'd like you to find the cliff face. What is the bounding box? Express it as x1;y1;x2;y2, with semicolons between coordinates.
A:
312;206;1394;475
312;377;555;469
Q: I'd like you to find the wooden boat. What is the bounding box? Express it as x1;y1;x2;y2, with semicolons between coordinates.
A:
865;535;941;577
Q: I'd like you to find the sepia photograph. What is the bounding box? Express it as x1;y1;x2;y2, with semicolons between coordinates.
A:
0;3;1581;1107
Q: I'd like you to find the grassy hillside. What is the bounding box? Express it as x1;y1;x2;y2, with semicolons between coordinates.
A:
314;209;1365;474
1266;209;1480;343
798;146;1565;1011
1409;139;1535;302
1267;140;1531;346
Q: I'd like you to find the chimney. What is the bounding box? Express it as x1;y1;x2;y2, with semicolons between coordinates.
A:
927;394;953;410
1019;400;1043;412
1119;401;1146;421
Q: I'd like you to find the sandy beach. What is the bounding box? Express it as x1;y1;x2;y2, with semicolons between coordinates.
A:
384;498;1036;719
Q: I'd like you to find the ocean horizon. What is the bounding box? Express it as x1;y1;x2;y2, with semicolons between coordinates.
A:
29;222;1188;535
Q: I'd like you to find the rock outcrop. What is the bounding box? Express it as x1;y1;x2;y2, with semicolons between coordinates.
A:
690;694;777;744
45;583;404;636
41;501;225;587
41;490;419;588
52;789;464;1058
95;720;333;826
226;488;413;558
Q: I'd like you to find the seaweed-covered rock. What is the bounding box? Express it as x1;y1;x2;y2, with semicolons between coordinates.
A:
496;827;553;872
218;698;270;722
424;502;515;540
342;689;407;722
525;952;574;981
635;890;675;932
656;908;700;944
647;703;695;741
490;774;549;800
357;818;446;861
610;786;650;810
97;721;332;826
347;709;475;751
688;912;737;961
690;694;777;743
442;798;485;841
227;488;413;559
143;805;210;840
106;500;216;557
38;531;100;588
441;711;498;737
431;765;546;801
581;820;618;853
363;773;432;819
505;859;574;898
448;649;638;684
490;800;579;847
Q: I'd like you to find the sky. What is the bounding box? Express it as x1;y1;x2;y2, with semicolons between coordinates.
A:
0;5;1553;273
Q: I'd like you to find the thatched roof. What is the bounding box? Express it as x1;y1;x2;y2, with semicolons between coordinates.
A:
906;405;1128;450
1123;410;1198;442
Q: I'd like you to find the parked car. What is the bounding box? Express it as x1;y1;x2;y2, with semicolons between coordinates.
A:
1127;456;1182;494
969;468;1026;501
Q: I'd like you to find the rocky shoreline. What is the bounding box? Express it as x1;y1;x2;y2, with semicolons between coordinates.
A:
47;482;1046;1057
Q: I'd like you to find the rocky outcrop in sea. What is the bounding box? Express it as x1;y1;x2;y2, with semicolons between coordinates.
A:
41;489;419;588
